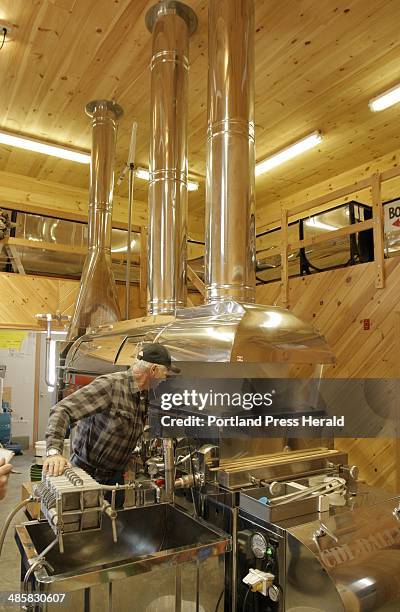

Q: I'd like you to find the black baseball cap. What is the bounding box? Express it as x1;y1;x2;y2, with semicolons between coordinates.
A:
137;343;181;373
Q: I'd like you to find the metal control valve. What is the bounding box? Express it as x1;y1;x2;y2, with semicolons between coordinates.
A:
242;568;274;596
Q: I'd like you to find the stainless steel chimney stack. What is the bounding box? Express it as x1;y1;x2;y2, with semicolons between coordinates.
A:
67;99;123;342
205;0;256;304
146;1;197;315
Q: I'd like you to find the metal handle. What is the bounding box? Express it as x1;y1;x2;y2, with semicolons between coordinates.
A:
271;478;345;506
101;501;118;543
393;504;400;521
312;523;338;553
111;516;118;543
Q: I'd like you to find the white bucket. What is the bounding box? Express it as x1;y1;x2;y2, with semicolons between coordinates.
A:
34;439;70;465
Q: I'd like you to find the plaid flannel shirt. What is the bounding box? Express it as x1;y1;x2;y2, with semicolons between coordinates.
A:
46;370;147;477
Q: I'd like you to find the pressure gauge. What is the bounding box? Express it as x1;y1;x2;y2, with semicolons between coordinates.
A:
250;532;268;559
268;585;281;603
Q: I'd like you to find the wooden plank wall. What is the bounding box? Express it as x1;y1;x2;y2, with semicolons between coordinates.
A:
0;271;204;327
256;258;400;492
0;273;146;329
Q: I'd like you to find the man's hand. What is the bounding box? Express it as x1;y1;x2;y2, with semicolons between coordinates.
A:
0;458;12;500
43;454;69;477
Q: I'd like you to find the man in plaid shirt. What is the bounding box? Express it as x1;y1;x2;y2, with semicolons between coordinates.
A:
43;343;180;492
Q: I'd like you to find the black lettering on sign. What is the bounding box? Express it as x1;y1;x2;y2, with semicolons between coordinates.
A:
389;206;400;219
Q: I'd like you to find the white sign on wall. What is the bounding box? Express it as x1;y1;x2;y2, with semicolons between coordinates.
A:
384;199;400;234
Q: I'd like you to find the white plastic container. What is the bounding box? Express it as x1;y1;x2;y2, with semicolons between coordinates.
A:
34;439;70;465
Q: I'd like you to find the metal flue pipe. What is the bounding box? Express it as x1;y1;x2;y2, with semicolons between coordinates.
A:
145;1;197;315
67;99;123;342
205;0;256;304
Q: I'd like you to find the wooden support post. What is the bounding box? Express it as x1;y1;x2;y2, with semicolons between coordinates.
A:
280;208;289;305
371;172;384;289
139;227;148;309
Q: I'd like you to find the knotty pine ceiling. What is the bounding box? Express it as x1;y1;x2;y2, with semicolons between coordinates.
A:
1;0;400;233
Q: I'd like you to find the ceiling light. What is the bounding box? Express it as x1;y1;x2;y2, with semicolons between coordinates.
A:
0;130;90;164
135;166;199;191
305;218;337;231
255;131;322;176
369;84;400;112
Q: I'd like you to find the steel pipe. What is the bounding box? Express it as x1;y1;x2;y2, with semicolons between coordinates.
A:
205;0;256;303
67;100;123;341
146;1;197;314
162;438;175;503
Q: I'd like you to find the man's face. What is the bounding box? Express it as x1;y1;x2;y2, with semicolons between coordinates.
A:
147;363;168;389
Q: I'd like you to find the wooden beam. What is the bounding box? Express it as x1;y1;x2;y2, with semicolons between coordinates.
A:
0;171;204;236
376;164;400;183
288;219;374;251
0;199;140;232
371;173;385;289
287;177;372;222
139;226;148;309
0;323;44;330
187;264;205;297
0;169;147;228
280;208;289;305
0;237;139;263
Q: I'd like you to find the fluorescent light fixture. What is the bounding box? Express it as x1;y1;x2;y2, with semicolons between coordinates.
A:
135;166;199;191
305;218;337;231
255;131;322;176
369;83;400;112
0;129;90;164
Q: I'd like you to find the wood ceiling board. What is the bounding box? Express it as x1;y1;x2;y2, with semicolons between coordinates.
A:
1;0;400;226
